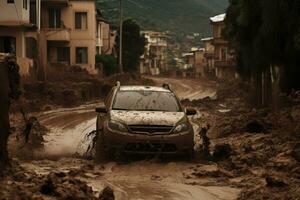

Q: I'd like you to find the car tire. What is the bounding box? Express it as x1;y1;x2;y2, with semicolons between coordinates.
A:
185;149;195;161
95;117;110;162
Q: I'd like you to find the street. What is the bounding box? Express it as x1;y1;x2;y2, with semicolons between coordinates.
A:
19;77;240;200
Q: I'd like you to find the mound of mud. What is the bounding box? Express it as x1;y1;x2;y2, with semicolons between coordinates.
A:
18;72;155;112
0;161;110;200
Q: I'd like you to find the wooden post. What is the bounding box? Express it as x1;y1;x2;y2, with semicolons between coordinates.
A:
0;56;10;169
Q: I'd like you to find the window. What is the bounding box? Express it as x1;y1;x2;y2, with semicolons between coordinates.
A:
23;0;28;9
75;12;87;30
7;0;14;3
76;47;88;64
26;37;37;59
221;48;227;61
49;8;61;28
57;47;70;63
30;1;36;24
0;37;16;54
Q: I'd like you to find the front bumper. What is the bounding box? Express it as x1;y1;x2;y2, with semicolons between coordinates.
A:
103;128;194;154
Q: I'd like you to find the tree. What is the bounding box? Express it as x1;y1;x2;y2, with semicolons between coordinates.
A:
0;55;21;171
95;55;117;76
115;19;146;73
224;0;300;107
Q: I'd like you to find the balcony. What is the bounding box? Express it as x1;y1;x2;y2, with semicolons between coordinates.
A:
212;37;228;45
45;28;70;42
42;0;69;6
204;52;214;58
215;60;236;68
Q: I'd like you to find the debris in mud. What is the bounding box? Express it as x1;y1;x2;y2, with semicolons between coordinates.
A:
291;143;300;162
199;125;211;158
244;119;266;133
99;186;115;200
40;172;96;199
190;164;234;178
265;175;288;187
213;144;232;160
0;161;99;200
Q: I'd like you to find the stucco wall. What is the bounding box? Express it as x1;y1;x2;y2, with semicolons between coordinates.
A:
0;0;29;24
41;1;97;74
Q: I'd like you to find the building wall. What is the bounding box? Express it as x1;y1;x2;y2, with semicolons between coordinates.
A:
40;0;97;74
212;23;225;38
0;27;33;76
194;51;205;77
0;0;30;24
99;22;112;54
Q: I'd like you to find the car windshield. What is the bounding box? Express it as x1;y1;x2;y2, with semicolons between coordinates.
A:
112;90;181;112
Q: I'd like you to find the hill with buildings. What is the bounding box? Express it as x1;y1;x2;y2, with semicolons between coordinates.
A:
96;0;228;36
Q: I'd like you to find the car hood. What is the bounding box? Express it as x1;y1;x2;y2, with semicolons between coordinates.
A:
110;110;185;126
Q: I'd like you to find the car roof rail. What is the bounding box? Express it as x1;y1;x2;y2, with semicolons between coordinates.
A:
162;83;172;91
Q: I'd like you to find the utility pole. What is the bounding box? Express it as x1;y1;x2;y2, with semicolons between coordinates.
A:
118;0;123;73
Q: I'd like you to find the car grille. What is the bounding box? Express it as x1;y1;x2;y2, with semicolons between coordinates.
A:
125;143;178;153
128;125;174;134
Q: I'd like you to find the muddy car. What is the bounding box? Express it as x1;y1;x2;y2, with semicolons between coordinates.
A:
95;82;196;160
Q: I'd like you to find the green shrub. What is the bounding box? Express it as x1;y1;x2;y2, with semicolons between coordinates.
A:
95;55;117;76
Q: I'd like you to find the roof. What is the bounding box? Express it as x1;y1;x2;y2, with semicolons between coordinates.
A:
210;13;226;23
201;37;213;41
182;53;194;57
191;47;205;52
119;86;171;92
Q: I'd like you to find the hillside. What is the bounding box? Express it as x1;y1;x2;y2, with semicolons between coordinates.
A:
96;0;228;36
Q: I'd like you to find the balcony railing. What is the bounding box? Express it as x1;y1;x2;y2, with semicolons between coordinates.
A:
42;0;69;6
45;28;70;41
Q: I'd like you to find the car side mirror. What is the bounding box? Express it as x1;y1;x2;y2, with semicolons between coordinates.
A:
95;106;107;113
186;108;197;116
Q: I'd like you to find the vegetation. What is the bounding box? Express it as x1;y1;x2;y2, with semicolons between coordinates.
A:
96;0;228;35
224;0;300;107
115;19;146;73
95;54;117;76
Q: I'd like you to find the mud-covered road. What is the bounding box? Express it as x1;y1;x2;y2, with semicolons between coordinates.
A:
20;77;240;200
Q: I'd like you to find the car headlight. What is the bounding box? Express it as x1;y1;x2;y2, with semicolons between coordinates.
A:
173;123;190;134
107;120;128;132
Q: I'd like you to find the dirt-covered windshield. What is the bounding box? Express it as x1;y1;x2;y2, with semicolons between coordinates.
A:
112;91;181;112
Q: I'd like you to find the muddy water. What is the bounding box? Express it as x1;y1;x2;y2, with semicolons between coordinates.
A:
21;78;241;200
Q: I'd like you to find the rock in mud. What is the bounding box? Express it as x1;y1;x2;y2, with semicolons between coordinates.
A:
99;186;115;200
265;175;287;187
213;144;232;160
244;120;266;133
40;172;96;199
291;143;300;162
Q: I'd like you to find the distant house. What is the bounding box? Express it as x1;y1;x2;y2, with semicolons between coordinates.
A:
0;0;34;76
96;10;116;56
201;37;215;77
192;48;205;78
140;31;168;75
210;13;236;79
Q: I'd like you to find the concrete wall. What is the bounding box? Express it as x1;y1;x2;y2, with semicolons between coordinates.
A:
0;0;30;24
